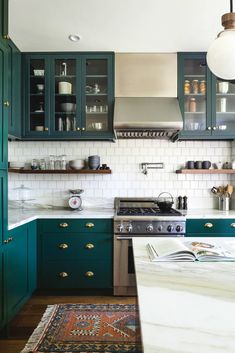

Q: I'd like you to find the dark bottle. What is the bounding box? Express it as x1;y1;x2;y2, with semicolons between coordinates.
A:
177;196;183;210
183;196;188;210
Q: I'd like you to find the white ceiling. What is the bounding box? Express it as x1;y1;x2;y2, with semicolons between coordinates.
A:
9;0;229;52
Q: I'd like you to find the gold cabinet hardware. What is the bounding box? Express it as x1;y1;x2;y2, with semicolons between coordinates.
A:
212;126;217;130
58;243;69;249
207;126;212;130
8;237;13;242
86;222;94;228
3;239;8;244
85;243;94;249
44;127;49;131
59;222;69;228
231;223;235;228
3;34;10;39
59;272;69;278
77;127;81;131
204;222;213;228
4;101;10;107
82;127;85;131
85;271;94;277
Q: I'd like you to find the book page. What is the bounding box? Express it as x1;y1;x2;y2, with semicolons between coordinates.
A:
147;239;196;262
184;240;235;261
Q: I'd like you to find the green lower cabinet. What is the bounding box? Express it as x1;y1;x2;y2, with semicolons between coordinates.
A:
3;221;37;324
38;219;113;290
186;218;235;237
0;248;5;329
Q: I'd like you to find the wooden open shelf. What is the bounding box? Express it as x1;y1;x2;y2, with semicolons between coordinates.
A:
176;169;235;174
8;168;111;174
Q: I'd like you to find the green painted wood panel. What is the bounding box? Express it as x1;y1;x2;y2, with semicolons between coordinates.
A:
40;259;112;289
0;248;5;329
40;218;113;234
186;218;235;236
8;40;21;139
5;225;28;319
0;0;8;40
0;171;7;244
0;41;8;168
27;221;37;293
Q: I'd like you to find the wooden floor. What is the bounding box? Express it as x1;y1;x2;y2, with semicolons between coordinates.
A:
0;294;137;353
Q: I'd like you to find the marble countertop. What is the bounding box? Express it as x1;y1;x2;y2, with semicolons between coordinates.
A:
133;237;235;353
183;209;235;219
8;207;114;230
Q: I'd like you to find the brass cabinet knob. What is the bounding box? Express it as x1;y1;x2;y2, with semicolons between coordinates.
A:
58;243;69;249
85;243;94;249
59;272;69;278
207;126;212;130
86;222;94;228
77;127;81;131
3;34;10;39
8;237;13;242
4;101;10;107
85;271;94;277
3;239;9;244
212;126;217;130
59;222;69;228
82;127;85;131
204;222;213;228
44;127;49;131
231;223;235;228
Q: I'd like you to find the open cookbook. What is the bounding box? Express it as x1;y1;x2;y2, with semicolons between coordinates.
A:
146;239;235;262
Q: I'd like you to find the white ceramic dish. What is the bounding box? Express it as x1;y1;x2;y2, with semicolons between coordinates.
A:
33;69;45;76
69;159;84;170
35;126;44;132
61;103;76;112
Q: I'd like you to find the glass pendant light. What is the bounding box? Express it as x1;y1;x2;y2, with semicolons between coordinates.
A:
207;0;235;80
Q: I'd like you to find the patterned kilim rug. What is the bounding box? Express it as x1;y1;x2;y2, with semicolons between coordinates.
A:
21;303;142;353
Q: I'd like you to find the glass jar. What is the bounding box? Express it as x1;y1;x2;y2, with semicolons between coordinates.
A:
189;98;196;112
199;80;206;94
61;155;67;170
31;159;38;170
184;80;191;95
49;155;55;170
192;80;199;94
39;159;46;170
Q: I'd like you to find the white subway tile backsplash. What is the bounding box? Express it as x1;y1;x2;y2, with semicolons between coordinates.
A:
8;139;235;209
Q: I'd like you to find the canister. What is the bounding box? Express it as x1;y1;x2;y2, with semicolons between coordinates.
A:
218;196;230;211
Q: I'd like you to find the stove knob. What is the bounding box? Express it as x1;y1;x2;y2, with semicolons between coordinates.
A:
158;225;163;232
167;225;174;232
146;224;153;233
126;224;133;233
176;225;183;232
117;224;124;233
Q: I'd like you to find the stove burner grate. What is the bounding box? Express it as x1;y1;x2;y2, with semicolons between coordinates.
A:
117;207;183;216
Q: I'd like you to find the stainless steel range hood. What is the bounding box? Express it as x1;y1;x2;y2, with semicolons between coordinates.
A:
113;97;183;140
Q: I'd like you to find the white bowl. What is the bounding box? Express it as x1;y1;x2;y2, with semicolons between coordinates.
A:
69;159;84;170
35;125;44;132
9;161;25;168
33;69;45;76
61;103;76;112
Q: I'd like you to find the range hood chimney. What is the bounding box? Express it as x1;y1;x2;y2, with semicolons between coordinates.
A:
114;97;183;141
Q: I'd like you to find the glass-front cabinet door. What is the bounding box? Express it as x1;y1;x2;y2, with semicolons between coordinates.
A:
178;53;211;137
24;57;50;136
51;56;81;137
211;76;235;137
82;55;114;138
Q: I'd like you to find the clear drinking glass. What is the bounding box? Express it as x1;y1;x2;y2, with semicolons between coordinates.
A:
49;155;55;170
61;155;67;170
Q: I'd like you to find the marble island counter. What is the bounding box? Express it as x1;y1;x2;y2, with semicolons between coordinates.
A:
133;237;235;353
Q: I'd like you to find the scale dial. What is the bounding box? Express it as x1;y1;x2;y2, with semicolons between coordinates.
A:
68;196;82;210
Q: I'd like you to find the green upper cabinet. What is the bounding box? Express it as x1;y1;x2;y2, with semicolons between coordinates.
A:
22;52;114;140
8;40;21;139
0;40;8;168
178;52;235;139
0;0;8;41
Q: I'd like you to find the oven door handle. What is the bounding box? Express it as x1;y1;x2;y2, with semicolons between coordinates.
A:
115;236;132;240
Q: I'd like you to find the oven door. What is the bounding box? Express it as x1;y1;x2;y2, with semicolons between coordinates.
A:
113;235;136;296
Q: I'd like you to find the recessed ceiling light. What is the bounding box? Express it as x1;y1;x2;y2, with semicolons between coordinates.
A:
68;34;81;42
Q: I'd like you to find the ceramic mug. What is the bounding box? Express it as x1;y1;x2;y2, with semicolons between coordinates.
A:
58;81;72;94
218;81;229;94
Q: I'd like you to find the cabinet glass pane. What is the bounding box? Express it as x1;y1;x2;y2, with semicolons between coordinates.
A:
54;59;77;132
183;59;207;132
29;59;46;132
85;59;108;132
215;79;235;132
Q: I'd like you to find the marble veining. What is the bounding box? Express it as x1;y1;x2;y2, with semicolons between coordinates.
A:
133;238;235;353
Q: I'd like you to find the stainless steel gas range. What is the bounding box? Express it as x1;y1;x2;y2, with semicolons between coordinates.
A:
113;197;186;296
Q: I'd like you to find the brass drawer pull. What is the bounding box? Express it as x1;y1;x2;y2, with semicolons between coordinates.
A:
86;222;94;228
3;34;10;40
85;243;94;249
58;243;69;249
3;239;9;244
231;223;235;228
59;272;69;278
4;101;10;107
8;237;13;242
204;222;214;229
85;271;94;277
59;222;69;228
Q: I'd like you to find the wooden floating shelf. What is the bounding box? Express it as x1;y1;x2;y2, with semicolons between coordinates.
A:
176;169;235;174
8;168;111;174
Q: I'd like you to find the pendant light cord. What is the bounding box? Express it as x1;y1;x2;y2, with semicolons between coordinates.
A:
231;0;233;13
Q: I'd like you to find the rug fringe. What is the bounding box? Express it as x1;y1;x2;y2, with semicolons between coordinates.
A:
20;304;57;353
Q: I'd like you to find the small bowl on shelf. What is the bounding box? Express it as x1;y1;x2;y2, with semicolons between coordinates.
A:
33;69;45;76
69;159;85;170
35;125;44;132
61;103;76;112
